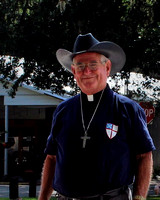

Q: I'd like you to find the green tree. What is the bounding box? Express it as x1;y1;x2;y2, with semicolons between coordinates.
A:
0;0;159;96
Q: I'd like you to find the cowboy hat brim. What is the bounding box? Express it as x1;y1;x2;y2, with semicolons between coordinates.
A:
56;41;126;76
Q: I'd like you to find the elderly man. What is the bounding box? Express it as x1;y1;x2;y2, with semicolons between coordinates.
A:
38;33;155;200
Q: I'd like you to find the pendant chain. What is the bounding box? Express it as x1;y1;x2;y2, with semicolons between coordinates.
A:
80;89;104;137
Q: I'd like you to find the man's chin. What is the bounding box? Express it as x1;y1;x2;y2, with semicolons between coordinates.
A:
81;85;98;94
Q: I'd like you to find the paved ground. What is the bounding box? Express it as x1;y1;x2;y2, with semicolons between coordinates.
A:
0;183;58;198
0;180;159;198
0;184;40;198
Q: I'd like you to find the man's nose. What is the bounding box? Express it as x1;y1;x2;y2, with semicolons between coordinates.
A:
83;65;92;74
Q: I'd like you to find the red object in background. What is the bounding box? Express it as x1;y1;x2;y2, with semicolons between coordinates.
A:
0;142;10;148
139;102;155;124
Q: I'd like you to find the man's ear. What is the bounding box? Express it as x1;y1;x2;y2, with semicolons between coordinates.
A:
106;60;112;77
71;65;76;75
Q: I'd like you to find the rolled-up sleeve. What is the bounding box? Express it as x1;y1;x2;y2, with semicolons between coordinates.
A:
44;134;57;155
131;104;156;154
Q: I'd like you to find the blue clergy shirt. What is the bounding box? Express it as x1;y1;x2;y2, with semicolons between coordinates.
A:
45;85;155;198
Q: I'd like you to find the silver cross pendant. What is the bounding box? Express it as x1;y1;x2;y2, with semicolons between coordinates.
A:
81;134;91;148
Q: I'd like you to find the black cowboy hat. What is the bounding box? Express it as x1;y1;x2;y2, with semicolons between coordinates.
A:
56;33;126;76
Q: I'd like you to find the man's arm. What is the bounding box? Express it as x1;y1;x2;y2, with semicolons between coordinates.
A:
38;155;56;200
133;151;153;200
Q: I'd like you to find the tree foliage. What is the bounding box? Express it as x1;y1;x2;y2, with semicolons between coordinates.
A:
0;0;159;97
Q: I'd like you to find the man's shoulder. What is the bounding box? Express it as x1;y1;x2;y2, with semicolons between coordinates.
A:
114;92;133;103
114;92;142;111
57;94;80;109
52;94;80;117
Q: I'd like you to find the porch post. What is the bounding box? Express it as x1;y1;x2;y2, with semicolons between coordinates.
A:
4;105;9;175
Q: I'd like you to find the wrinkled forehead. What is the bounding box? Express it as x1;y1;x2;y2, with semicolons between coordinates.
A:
73;52;102;63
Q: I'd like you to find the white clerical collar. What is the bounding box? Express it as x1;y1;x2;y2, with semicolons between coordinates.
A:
87;95;94;102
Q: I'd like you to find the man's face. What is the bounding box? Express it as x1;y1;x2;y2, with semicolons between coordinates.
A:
71;52;111;95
